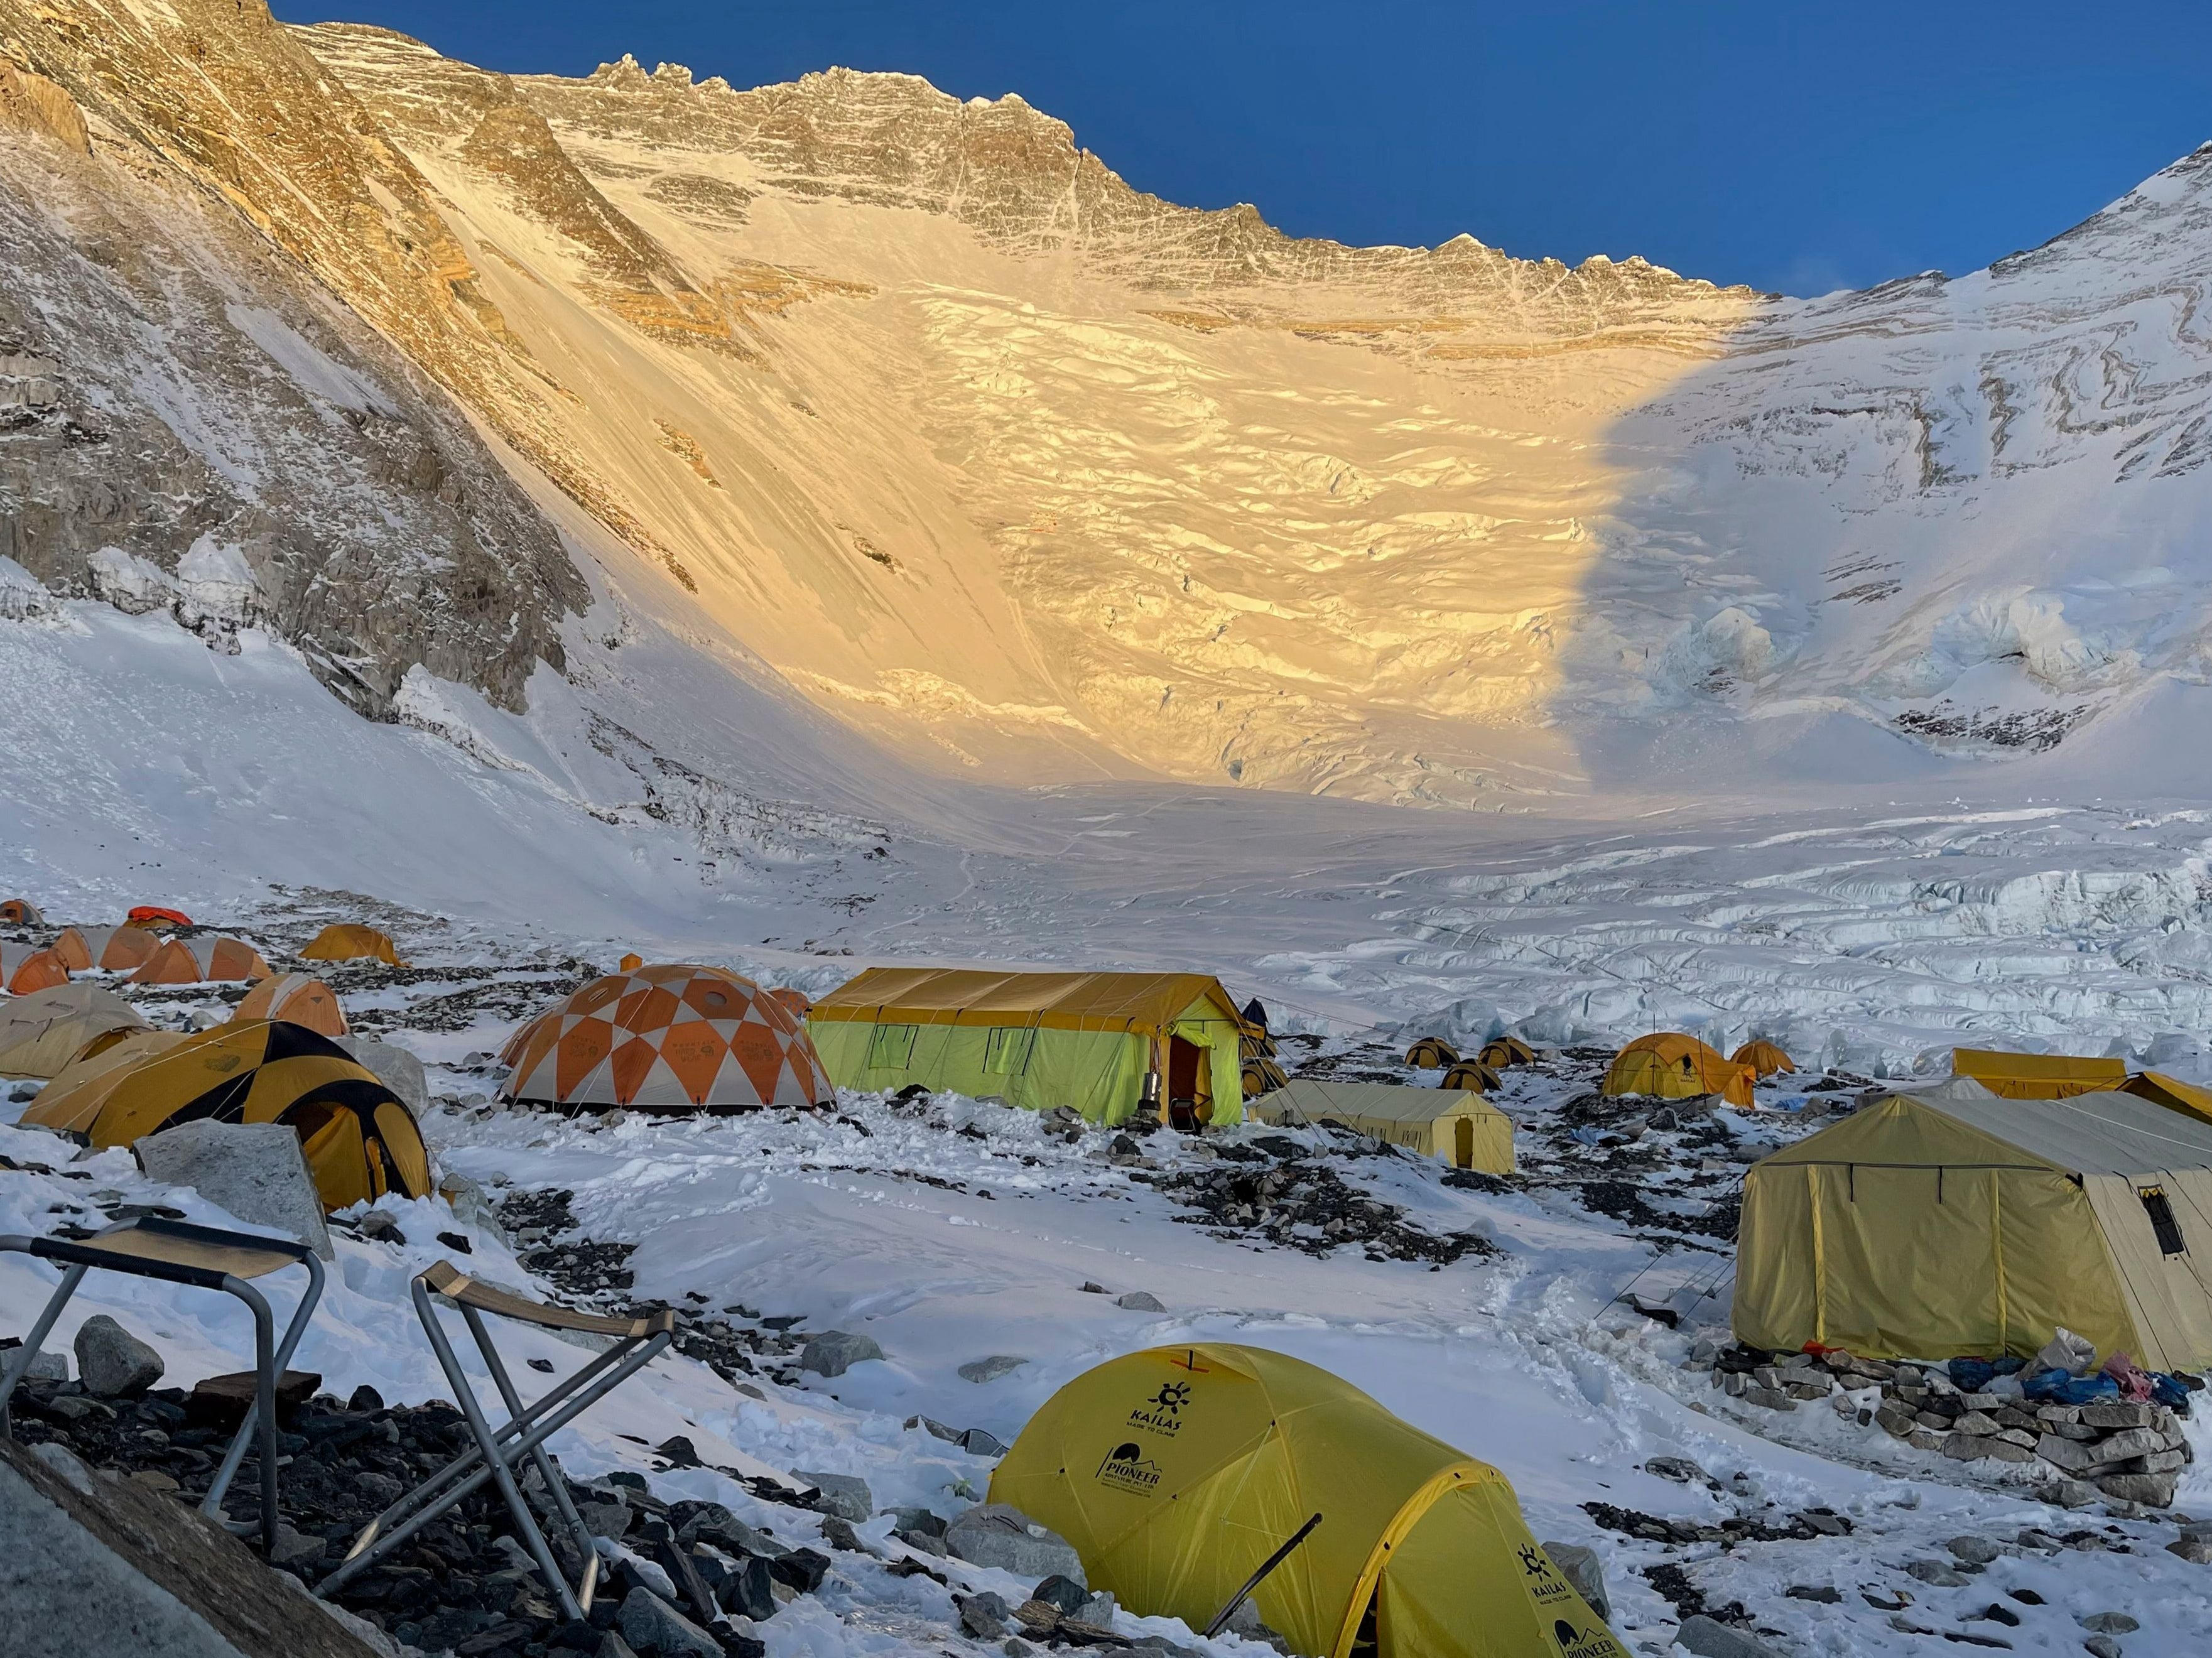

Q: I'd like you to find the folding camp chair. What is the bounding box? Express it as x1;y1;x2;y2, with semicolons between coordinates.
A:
0;1217;324;1551
319;1262;677;1620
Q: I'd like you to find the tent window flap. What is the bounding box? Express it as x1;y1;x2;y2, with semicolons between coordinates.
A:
2140;1185;2188;1256
865;1024;918;1070
984;1026;1036;1076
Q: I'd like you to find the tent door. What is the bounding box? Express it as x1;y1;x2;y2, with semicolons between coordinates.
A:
1453;1117;1474;1169
1168;1036;1202;1132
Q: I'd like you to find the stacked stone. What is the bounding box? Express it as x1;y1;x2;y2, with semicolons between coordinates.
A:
1696;1342;2194;1507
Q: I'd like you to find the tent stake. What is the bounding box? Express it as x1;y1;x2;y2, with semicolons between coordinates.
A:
1203;1512;1323;1639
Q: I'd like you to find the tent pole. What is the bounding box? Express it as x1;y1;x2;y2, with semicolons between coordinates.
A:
1203;1512;1323;1639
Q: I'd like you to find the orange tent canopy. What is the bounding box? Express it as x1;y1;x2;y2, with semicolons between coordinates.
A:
234;973;348;1038
126;906;193;929
0;944;68;996
1603;1032;1755;1107
0;898;44;926
300;924;404;967
52;926;160;973
128;936;271;985
1732;1039;1797;1078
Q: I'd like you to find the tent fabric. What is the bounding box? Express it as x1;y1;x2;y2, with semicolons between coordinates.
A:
1478;1036;1536;1070
769;987;812;1018
1;943;69;995
19;1018;430;1212
300;924;404;967
0;984;148;1079
1438;1060;1501;1094
0;898;43;925
18;1029;193;1134
2123;1071;2212;1127
1252;1080;1515;1174
126;906;192;929
1951;1048;2127;1099
1602;1033;1754;1107
808;968;1245;1127
1731;1040;1796;1078
234;974;349;1038
1736;1078;2212;1370
503;964;832;1115
1403;1038;1458;1070
52;925;160;973
127;936;271;985
990;1344;1623;1658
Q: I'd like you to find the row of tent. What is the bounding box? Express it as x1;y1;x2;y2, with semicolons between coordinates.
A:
0;911;406;994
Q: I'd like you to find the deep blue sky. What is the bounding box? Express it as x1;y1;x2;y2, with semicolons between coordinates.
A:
276;1;2212;296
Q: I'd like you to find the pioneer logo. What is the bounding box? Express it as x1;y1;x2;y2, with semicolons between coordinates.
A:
1095;1441;1164;1494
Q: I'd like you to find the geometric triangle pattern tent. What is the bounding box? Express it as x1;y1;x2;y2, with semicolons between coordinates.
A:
990;1344;1626;1658
501;963;832;1115
19;1017;430;1213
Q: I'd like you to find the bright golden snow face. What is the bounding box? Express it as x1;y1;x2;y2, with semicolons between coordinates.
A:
2;4;1764;802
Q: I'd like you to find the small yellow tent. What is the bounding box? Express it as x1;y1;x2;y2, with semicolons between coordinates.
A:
0;984;148;1080
1602;1033;1754;1107
991;1344;1624;1658
1439;1059;1502;1095
2123;1070;2212;1127
808;968;1244;1127
300;924;404;967
1951;1048;2125;1099
1478;1036;1537;1070
1735;1078;2212;1371
1731;1039;1796;1079
19;1019;431;1213
1403;1037;1458;1071
1252;1080;1514;1174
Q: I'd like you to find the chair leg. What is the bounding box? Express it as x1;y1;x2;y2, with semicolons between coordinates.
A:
413;1280;585;1622
458;1304;603;1610
203;1254;323;1519
0;1262;87;1438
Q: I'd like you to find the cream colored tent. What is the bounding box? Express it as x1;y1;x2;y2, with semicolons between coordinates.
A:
1737;1078;2212;1371
0;984;148;1080
1252;1079;1514;1173
1951;1048;2125;1099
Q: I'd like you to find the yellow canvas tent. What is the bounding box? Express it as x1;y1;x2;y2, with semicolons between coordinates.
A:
1951;1048;2125;1099
1252;1080;1514;1173
1438;1059;1502;1095
1403;1037;1458;1071
1731;1039;1796;1079
2123;1071;2212;1127
1478;1036;1537;1070
300;923;404;967
1602;1033;1754;1107
1735;1078;2212;1371
991;1344;1624;1658
0;983;148;1080
808;968;1244;1127
17;1029;192;1133
19;1019;431;1213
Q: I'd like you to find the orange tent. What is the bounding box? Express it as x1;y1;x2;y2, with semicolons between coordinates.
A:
126;906;192;930
502;963;832;1115
619;952;644;971
52;926;160;974
0;898;44;926
0;943;68;995
128;936;271;985
233;973;348;1038
1732;1039;1797;1079
769;987;813;1018
300;924;404;967
1602;1032;1755;1107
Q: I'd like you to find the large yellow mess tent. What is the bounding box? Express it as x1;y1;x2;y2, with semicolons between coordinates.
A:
808;968;1244;1127
1601;1033;1754;1107
1735;1078;2212;1371
0;983;147;1079
1252;1080;1515;1174
992;1344;1624;1658
1951;1048;2126;1099
19;1018;431;1213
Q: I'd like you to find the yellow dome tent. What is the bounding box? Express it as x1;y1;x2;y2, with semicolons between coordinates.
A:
1951;1048;2125;1100
300;923;404;967
1479;1036;1537;1070
1730;1039;1796;1080
1402;1037;1458;1071
1439;1059;1502;1095
0;983;148;1080
16;1029;193;1133
19;1018;430;1213
1601;1033;1754;1108
991;1344;1623;1658
1252;1079;1514;1173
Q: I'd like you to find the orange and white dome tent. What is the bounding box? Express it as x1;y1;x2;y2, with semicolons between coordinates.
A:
233;973;348;1038
129;936;272;985
0;897;44;925
0;943;68;995
53;925;161;974
502;964;832;1115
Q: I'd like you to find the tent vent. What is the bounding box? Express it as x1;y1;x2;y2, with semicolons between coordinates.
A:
865;1024;918;1069
2140;1186;2188;1256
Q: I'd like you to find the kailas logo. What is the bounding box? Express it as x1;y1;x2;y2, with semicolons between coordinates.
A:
1095;1441;1163;1494
1125;1379;1190;1437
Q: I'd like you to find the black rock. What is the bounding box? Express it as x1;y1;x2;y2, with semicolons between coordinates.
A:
767;1547;829;1593
1032;1575;1087;1615
656;1434;703;1468
438;1231;475;1254
719;1637;766;1658
716;1554;776;1622
348;1384;386;1412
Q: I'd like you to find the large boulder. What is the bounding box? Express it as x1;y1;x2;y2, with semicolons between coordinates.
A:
337;1037;429;1116
615;1588;720;1658
1540;1539;1610;1622
135;1120;333;1258
943;1504;1085;1586
793;1470;873;1522
1674;1616;1779;1658
799;1330;883;1378
74;1316;163;1397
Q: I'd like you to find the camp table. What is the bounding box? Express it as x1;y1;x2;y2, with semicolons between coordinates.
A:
0;1216;324;1550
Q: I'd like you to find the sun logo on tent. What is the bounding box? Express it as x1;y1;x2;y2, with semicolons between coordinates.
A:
1519;1544;1552;1578
1149;1381;1191;1416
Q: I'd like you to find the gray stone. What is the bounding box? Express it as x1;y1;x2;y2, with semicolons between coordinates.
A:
2079;1402;2154;1430
2078;1612;2139;1634
135;1120;333;1259
2096;1425;2181;1461
1953;1411;2001;1437
5;1347;67;1384
1943;1433;2035;1463
615;1588;721;1658
945;1504;1086;1586
1539;1539;1610;1621
268;1524;327;1570
1076;1591;1118;1626
959;1355;1029;1384
794;1470;873;1522
2095;1470;2177;1506
594;1635;640;1658
2125;1448;2188;1475
353;1470;404;1509
336;1037;430;1115
2169;1535;2212;1564
73;1315;164;1397
1114;1291;1165;1312
960;1591;1011;1639
1673;1614;1779;1657
2083;1638;2123;1658
1742;1385;1795;1411
1644;1456;1708;1485
1905;1559;1968;1587
2036;1433;2115;1475
798;1330;884;1377
1946;1536;2001;1566
963;1428;1010;1458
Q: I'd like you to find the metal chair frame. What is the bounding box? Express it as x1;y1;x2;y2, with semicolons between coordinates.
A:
0;1217;323;1551
318;1264;674;1622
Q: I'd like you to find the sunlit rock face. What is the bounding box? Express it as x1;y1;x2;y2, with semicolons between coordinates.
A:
4;6;2208;798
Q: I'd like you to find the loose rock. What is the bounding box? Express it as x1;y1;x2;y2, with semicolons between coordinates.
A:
958;1355;1029;1384
1540;1540;1609;1621
945;1504;1086;1585
793;1470;872;1522
73;1316;163;1397
1673;1614;1779;1657
798;1330;883;1378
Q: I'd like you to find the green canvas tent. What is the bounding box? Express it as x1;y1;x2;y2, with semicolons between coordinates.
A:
807;967;1244;1126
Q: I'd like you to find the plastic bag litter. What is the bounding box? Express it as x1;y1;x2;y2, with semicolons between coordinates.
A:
2025;1326;2096;1380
